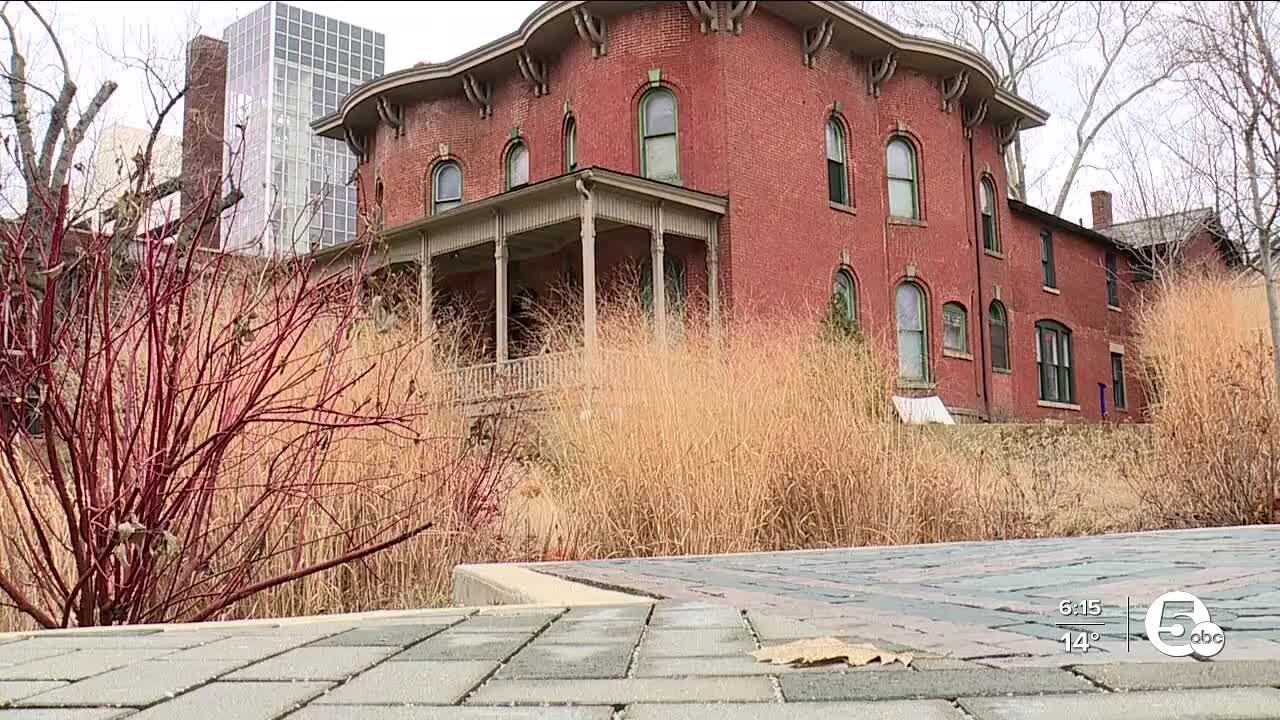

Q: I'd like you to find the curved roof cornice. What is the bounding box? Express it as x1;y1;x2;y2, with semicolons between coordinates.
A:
312;0;1048;139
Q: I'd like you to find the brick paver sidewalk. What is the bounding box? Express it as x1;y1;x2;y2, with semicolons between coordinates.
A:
0;527;1276;718
538;526;1280;666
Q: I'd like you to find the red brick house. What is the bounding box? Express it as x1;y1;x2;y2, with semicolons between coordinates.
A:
310;1;1234;421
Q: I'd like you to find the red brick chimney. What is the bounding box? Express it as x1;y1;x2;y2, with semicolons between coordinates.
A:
181;35;228;248
1090;190;1113;229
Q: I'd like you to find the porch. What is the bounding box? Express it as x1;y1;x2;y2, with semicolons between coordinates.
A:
315;168;728;404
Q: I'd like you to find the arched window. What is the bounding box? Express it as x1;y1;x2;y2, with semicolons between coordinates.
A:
895;282;928;381
942;302;968;354
832;268;857;324
887;137;920;219
826;118;849;205
981;177;999;252
432;161;462;214
506;141;529;189
1036;320;1075;404
564;115;577;172
640;87;679;183
989;301;1010;371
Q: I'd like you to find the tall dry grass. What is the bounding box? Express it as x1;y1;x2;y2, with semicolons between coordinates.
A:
535;307;1049;559
1129;271;1280;526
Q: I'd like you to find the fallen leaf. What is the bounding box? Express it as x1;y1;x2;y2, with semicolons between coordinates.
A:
751;637;914;668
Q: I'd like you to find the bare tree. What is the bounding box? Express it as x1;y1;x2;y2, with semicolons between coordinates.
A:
1099;115;1224;286
1050;1;1176;215
1175;0;1280;389
873;1;1074;200
0;2;116;271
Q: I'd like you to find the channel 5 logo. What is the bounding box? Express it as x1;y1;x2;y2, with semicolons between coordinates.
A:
1144;591;1226;658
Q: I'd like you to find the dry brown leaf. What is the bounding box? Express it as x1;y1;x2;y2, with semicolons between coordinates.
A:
751;637;914;668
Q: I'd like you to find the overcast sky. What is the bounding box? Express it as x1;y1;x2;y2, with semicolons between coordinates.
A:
30;0;1123;225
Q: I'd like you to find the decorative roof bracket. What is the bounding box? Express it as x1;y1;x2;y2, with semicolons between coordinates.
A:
376;96;404;137
962;98;988;137
941;71;969;112
867;52;897;97
574;7;608;58
726;1;756;34
996;121;1020;155
462;74;492;119
344;127;366;163
686;1;717;33
517;51;549;97
802;19;834;68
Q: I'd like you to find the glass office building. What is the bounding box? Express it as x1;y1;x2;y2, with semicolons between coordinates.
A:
221;2;385;255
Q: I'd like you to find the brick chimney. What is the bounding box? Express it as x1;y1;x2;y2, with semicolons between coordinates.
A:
180;35;228;248
1090;190;1113;229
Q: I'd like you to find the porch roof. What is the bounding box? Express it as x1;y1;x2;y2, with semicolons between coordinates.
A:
310;167;727;270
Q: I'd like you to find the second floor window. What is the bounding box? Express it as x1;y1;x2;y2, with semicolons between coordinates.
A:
981;177;999;252
432;161;462;214
640;88;679;183
827;118;848;205
564;115;577;172
887;138;919;219
1106;252;1120;307
507;141;529;189
1041;231;1056;288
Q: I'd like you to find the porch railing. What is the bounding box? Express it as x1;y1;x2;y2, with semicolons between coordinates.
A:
440;350;581;404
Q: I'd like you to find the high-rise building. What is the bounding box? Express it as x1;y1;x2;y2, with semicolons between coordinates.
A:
221;2;385;255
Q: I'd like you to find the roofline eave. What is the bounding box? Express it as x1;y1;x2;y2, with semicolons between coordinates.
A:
313;0;1048;138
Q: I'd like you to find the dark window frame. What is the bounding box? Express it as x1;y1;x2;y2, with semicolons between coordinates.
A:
1106;252;1120;307
1041;231;1057;288
989;300;1010;371
981;177;999;253
942;301;968;353
826;117;849;205
431;161;462;214
564;115;577;172
1111;352;1127;409
1035;320;1075;404
832;268;857;324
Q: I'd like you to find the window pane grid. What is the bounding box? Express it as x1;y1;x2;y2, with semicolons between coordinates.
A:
1041;232;1056;287
943;303;967;353
1036;322;1075;404
640;89;678;182
887;139;919;219
989;302;1010;371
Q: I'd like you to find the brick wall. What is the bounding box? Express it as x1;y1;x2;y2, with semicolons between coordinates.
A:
349;3;1225;422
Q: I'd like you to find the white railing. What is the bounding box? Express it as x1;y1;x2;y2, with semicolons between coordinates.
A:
441;350;580;404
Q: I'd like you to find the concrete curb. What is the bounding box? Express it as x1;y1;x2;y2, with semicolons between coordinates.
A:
452;563;650;607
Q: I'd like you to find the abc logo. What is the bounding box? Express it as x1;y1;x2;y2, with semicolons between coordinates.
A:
1144;591;1226;658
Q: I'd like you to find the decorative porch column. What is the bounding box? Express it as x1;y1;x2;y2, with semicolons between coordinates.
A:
577;179;598;360
494;211;509;365
418;232;434;338
707;220;721;343
651;203;667;345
